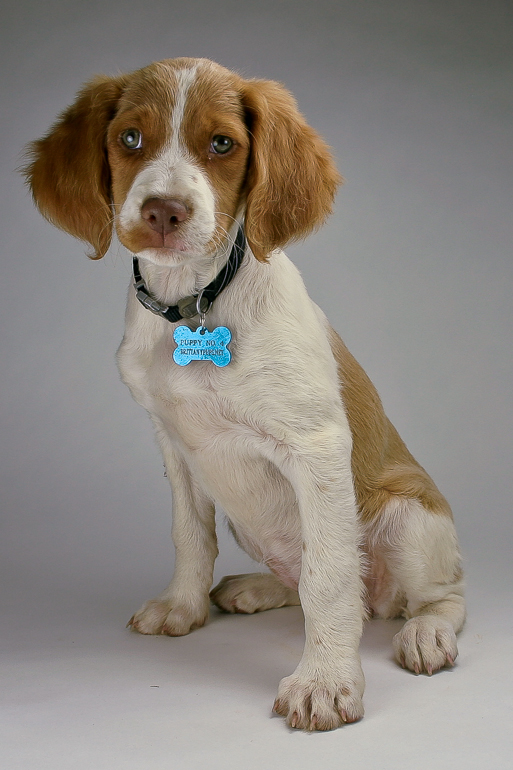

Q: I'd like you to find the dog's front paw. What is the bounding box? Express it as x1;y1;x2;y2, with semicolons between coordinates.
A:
273;663;365;731
127;597;209;636
393;615;458;675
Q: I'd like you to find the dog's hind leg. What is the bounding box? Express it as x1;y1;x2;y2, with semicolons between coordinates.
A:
366;493;465;675
210;573;300;614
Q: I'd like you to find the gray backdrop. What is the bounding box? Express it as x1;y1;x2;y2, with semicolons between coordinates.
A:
1;1;512;767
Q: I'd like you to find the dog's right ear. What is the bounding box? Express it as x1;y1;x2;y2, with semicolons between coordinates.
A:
23;75;126;259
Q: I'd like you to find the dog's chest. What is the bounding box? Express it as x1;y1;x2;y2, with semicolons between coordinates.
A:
154;370;238;451
142;342;303;582
141;320;269;443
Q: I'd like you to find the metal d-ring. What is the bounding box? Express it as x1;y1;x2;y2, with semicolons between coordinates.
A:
196;289;208;330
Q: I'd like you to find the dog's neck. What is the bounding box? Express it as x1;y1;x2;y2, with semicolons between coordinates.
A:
134;224;247;311
136;253;226;307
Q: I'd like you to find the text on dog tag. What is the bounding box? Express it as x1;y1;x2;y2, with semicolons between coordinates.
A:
173;325;232;367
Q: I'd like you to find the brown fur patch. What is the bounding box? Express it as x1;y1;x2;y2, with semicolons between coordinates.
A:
239;78;342;261
328;327;452;521
23;75;129;259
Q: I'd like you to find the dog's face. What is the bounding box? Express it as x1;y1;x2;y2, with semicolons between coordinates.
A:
107;61;251;266
25;57;341;264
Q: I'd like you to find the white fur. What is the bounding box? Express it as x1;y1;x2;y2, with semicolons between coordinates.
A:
118;246;366;728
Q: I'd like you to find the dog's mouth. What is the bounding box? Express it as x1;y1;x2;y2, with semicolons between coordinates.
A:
136;230;191;254
116;221;212;264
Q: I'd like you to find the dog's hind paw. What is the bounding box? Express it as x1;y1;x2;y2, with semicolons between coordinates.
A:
393;615;458;675
210;573;300;614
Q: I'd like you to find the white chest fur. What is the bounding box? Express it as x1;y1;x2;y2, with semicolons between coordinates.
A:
117;251;351;587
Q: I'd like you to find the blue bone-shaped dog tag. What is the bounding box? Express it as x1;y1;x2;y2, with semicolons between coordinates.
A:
173;325;232;367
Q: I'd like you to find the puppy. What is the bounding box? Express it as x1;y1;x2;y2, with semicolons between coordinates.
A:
24;57;465;731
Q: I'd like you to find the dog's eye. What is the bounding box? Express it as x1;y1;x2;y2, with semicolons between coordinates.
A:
211;135;234;155
120;129;143;150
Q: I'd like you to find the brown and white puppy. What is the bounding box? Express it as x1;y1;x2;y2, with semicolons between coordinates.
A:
24;57;465;731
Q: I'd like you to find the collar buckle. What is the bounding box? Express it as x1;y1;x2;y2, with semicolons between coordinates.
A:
135;286;168;317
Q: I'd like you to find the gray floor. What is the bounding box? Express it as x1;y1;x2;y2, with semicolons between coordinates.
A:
2;557;511;769
2;0;512;766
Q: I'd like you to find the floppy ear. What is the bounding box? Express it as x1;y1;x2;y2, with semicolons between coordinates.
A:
23;75;126;259
240;79;342;262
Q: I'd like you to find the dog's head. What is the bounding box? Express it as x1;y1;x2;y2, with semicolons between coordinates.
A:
24;58;341;263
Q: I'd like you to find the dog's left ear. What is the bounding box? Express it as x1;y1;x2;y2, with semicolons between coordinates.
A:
240;79;342;262
23;75;126;259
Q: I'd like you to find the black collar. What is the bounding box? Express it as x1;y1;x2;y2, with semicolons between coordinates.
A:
133;227;246;323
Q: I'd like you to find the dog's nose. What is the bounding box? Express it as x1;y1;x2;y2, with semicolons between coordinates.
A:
141;198;190;235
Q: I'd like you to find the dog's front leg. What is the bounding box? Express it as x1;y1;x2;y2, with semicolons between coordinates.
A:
128;426;217;636
271;432;365;731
